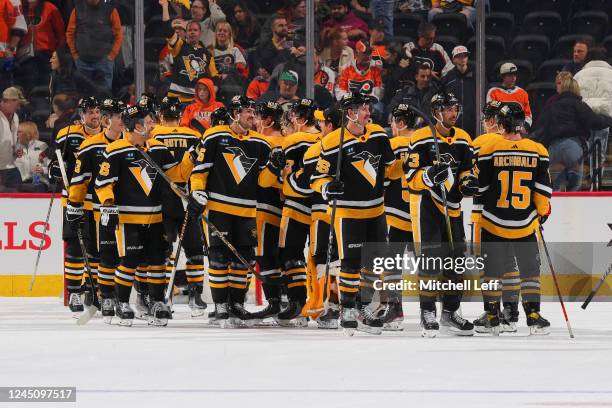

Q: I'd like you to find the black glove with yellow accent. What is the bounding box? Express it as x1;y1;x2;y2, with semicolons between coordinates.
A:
459;173;479;197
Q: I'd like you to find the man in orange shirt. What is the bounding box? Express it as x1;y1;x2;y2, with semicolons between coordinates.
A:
486;63;533;129
65;0;123;95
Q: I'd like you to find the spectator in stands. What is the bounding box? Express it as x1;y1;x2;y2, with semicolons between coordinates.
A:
441;45;475;136
404;22;453;79
389;62;439;121
535;76;612;191
397;0;431;20
49;47;107;99
486;62;533;129
381;41;412;105
212;21;248;104
336;39;383;102
574;46;612;168
562;39;590;76
0;86;25;191
180;77;224;132
368;19;388;67
160;0;218;103
190;0;225;49
46;93;76;142
14;121;49;192
322;0;369;48
66;0;123;95
428;0;475;28
371;0;395;37
231;1;261;50
320;26;355;76
349;0;372;26
158;18;187;87
246;59;273;101
260;69;301;108
0;0;18;92
255;16;292;82
314;49;336;97
15;0;65;91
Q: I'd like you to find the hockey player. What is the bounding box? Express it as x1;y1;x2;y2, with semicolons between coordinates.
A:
68;98;124;322
276;98;322;326
474;103;552;335
251;101;286;323
311;93;404;334
405;92;477;337
94;104;194;327
49;97;102;314
152;96;207;317
186;95;283;328
283;106;343;329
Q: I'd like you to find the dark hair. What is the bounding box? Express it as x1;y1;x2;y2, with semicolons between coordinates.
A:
232;1;257;38
55;48;74;77
575;38;592;49
587;46;607;62
417;22;436;37
52;93;77;112
415;61;432;75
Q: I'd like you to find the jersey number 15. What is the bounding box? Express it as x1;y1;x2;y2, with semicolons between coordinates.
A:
497;170;532;210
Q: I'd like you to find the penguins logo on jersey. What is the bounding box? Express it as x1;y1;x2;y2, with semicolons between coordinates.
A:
129;159;158;196
438;152;459;172
223;146;257;184
180;54;207;81
351;151;380;187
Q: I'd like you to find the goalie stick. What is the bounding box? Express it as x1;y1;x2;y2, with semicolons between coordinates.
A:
136;145;274;285
581;263;612;310
55;148;100;325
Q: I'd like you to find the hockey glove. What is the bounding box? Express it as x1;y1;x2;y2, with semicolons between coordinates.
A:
321;180;344;201
539;203;551;225
100;205;119;229
187;190;208;219
422;163;450;188
48;160;63;183
459;174;479;197
268;148;286;173
65;201;84;230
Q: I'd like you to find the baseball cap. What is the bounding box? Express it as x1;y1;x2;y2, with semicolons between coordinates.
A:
279;70;299;84
499;62;518;76
355;39;372;55
452;45;469;58
2;87;26;104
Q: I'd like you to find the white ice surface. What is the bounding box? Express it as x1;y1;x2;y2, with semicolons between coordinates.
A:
1;298;612;408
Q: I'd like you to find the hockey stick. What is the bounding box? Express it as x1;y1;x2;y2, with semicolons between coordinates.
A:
408;104;454;252
29;192;55;291
322;108;346;312
581;263;612;310
164;211;190;303
56;149;99;325
135;146;271;284
539;226;574;338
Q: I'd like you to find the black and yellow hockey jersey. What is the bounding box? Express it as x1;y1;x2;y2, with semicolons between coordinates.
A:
190;125;279;219
475;137;551;239
405;126;474;218
257;134;285;225
311;124;402;219
94;138;193;224
69;131;118;213
471;132;503;223
55;124;99;206
282;131;322;225
385;135;412;231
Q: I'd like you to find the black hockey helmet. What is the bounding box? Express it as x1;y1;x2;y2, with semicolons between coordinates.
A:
482;100;502;120
256;100;282;122
391;103;419;128
340;92;378;111
78;96;100;113
289;97;317;123
229;95;256;115
159;96;182;119
210;107;231;127
431;92;461;114
136;93;159;118
496;102;525;133
100;98;125;116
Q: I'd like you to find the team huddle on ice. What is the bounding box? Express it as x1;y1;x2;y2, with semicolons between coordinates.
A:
49;90;553;337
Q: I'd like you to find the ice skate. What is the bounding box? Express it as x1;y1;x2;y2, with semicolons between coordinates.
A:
207;310;219;326
134;292;150;320
420;309;439;338
68;293;84;317
473;312;501;335
251;298;281;326
340;307;358;336
501;303;519;333
357;304;383;335
379;302;404;331
276;300;307;327
225;303;254;328
440;309;474;336
316;304;339;329
115;302;134;327
83;289;100;310
187;285;207;318
527;312;551;335
101;298;115;324
148;301;171;327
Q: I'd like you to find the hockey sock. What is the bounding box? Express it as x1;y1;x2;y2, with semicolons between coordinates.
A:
147;265;166;302
134;265;148;295
97;264;117;298
114;265;136;303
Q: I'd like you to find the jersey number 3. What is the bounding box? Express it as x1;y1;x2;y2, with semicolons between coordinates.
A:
497;170;531;210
